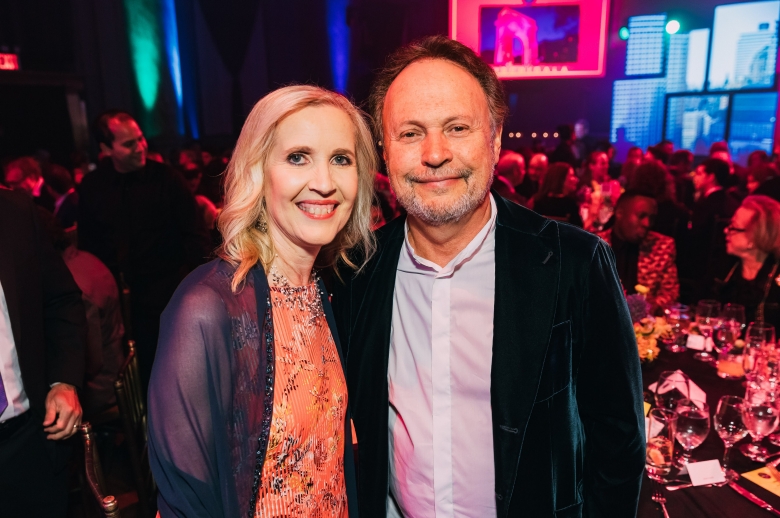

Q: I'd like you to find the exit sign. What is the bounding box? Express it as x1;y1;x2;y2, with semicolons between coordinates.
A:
0;54;19;70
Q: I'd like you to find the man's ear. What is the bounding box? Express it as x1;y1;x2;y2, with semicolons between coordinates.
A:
493;126;503;163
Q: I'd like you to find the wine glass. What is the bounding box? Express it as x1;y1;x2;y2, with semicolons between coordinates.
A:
740;384;780;461
743;341;767;387
714;395;748;480
665;303;691;353
746;322;776;353
674;399;710;467
694;300;721;362
717;304;745;352
646;408;677;482
654;371;693;411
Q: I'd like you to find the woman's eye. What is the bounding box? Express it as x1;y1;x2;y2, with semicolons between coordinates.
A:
332;155;352;166
287;153;306;165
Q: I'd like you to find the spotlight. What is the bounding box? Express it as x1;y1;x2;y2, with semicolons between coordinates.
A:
517;133;522;138
619;27;630;40
553;132;559;138
531;132;537;138
543;132;549;138
509;132;514;138
665;20;680;35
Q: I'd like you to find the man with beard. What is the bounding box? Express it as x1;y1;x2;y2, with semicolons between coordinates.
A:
332;36;644;517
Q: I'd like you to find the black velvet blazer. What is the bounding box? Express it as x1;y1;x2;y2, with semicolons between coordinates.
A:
331;194;645;518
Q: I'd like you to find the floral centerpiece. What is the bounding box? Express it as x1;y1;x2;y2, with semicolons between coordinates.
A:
626;285;673;363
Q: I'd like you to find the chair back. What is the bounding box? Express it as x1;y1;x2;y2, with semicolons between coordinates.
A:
81;423;122;518
115;340;156;517
118;273;133;340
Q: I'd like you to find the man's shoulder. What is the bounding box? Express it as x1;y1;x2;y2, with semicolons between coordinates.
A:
646;231;675;253
0;186;34;212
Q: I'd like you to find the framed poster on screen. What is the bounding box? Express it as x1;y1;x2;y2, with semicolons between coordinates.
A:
450;0;609;79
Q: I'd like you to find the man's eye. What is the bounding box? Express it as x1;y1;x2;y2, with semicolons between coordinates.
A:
332;155;352;166
288;153;306;165
401;131;417;138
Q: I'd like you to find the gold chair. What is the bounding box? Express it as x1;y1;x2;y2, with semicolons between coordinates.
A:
81;422;122;518
115;340;156;517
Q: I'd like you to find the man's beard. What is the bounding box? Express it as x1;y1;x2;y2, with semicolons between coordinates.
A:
393;166;493;227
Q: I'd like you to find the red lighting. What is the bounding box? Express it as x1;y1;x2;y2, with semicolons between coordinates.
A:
0;54;19;71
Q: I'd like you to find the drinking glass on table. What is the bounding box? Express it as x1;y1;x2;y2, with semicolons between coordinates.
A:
646;408;677;482
716;304;745;352
714;395;748;480
654;370;693;411
674;399;711;467
694;300;722;362
665;303;691;353
740;384;780;461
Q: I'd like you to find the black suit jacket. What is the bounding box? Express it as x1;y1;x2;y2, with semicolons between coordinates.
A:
0;189;86;414
332;195;645;518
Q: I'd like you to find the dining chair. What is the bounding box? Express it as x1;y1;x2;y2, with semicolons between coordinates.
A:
115;340;156;517
81;422;122;518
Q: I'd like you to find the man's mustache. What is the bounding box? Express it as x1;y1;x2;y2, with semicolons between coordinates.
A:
405;168;473;183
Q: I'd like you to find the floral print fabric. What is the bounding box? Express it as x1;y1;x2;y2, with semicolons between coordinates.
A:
255;281;348;518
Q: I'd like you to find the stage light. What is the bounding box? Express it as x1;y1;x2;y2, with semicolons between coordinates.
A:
554;132;559;138
619;27;630;40
543;132;549;138
124;0;161;112
509;132;514;138
327;0;350;94
666;20;680;35
531;132;537;138
517;133;522;138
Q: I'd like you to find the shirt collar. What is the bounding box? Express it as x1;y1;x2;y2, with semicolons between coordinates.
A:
704;186;722;198
400;194;497;278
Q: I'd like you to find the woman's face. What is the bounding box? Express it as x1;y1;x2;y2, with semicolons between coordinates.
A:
590;152;609;183
747;174;760;194
725;206;755;258
264;105;359;256
563;167;578;195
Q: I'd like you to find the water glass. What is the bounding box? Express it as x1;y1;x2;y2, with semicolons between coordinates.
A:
740;385;780;461
665;303;691;353
714;395;748;479
694;300;722;362
716;303;745;352
646;408;677;482
654;370;693;411
674;399;710;467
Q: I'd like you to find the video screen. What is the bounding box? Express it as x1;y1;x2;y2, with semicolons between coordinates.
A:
708;0;780;91
479;6;580;66
728;92;778;166
664;96;729;156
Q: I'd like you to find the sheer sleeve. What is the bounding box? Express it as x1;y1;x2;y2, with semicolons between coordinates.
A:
148;275;234;517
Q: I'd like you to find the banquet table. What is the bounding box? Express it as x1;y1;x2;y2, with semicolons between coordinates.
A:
638;348;780;517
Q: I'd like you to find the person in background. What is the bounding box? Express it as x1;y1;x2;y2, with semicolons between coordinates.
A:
573;118;597;161
668;150;695;209
0;189;87;516
710;141;746;190
180;162;220;231
548;123;578;168
687;158;741;301
748;150;770;169
78;110;211;393
753;162;780;203
657;140;674;158
716;195;780;330
747;163;777;195
3;157;56;212
580;150;621;231
531;162;582;226
495;151;527;205
46;164;79;229
516;152;547;199
598;141;622;180
374;171;400;223
598;190;679;314
628;161;690;242
627;146;644;164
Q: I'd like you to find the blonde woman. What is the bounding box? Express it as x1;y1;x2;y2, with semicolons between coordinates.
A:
148;85;376;517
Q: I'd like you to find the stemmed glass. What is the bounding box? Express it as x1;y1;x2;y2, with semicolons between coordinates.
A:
744;323;776;385
646;408;677;482
740;384;780;461
714;396;748;480
665;303;691;353
694;300;722;362
717;304;745;352
674;399;711;467
654;371;693;411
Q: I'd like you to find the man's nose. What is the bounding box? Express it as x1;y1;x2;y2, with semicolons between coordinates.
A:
421;131;453;169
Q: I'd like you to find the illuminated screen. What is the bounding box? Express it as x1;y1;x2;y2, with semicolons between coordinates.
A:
664;96;729;156
478;6;579;66
708;0;780;91
625;14;665;76
611;78;666;157
451;0;609;79
728;92;778;165
667;29;709;93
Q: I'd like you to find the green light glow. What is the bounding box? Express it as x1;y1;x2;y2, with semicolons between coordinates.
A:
619;27;630;40
124;0;162;111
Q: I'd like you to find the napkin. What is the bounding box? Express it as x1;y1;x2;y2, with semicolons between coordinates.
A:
743;467;780;497
648;370;707;405
686;334;714;351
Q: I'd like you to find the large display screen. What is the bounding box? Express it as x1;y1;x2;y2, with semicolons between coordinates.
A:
450;0;609;79
728;92;778;165
708;0;780;91
664;96;730;155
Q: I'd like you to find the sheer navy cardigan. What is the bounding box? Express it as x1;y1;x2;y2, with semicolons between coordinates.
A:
148;259;358;517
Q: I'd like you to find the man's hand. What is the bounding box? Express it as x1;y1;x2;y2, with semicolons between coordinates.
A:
43;383;82;440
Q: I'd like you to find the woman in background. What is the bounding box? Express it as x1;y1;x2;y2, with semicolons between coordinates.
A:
148;85;376;517
531;162;583;227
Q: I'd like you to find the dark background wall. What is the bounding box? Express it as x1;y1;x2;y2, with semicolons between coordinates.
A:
0;0;770;160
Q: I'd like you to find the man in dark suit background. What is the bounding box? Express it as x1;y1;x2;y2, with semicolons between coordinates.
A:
332;36;645;517
0;188;87;516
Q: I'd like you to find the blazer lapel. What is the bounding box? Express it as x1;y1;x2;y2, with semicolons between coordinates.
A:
491;197;561;514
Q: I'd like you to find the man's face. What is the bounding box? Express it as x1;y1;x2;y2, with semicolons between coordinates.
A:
615;196;656;243
382;59;500;226
102;117;147;173
693;165;714;193
4;166;37;195
528;154;548;181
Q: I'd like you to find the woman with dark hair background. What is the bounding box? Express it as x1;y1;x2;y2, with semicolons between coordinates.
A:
531;162;583;227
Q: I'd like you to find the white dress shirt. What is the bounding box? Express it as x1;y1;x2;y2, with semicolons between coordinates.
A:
388;195;497;518
0;280;30;422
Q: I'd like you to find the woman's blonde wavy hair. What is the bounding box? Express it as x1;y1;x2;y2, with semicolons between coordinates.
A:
218;85;377;292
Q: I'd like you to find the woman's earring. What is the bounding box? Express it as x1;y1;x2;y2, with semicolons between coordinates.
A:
255;213;268;233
